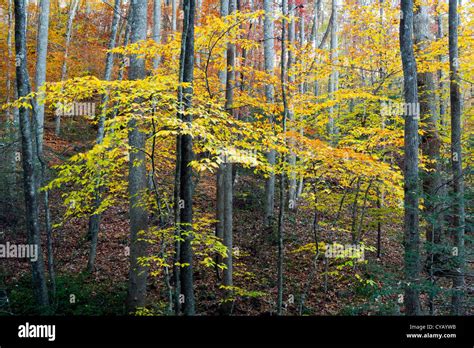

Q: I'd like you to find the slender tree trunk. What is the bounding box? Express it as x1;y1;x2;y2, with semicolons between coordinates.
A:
87;0;122;273
263;0;275;226
448;0;465;316
55;0;79;136
311;0;321;96
14;0;50;312
215;0;228;274
220;0;236;315
287;0;297;208
34;0;49;151
400;0;421;316
153;0;162;68
277;0;289;316
327;0;338;140
177;0;196;316
171;0;177;31
5;0;17;215
34;0;55;297
126;0;149;313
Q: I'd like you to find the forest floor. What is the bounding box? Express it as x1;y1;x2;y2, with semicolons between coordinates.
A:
1;124;465;316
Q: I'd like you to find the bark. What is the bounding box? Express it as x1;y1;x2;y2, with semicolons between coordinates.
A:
34;0;50;151
327;0;339;140
277;0;289;315
87;0;122;273
216;0;228;248
55;0;80;135
126;0;149;313
220;0;236;315
153;0;162;68
34;0;55;297
400;0;421;316
5;0;17;215
171;0;177;31
14;0;50;311
263;0;276;226
177;0;196;316
287;0;297;208
448;0;465;315
414;4;443;313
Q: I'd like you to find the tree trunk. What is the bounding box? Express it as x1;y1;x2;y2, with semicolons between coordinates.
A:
87;0;122;273
34;0;50;151
177;0;196;316
414;4;443;313
327;0;338;140
448;0;465;316
277;0;289;316
263;0;275;226
55;0;80;136
215;0;228;275
14;0;50;312
287;0;297;209
126;0;149;313
171;0;177;31
400;0;421;316
153;0;162;68
220;0;236;315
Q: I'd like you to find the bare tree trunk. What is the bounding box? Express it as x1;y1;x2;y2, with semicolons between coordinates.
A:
215;0;228;276
34;0;49;151
287;0;297;208
327;0;338;140
277;0;289;316
126;0;149;313
263;0;276;226
448;0;465;316
220;0;236;315
414;4;443;314
87;0;122;273
400;0;421;316
153;0;162;68
55;0;79;136
33;0;56;298
5;0;17;215
14;0;50;312
437;2;447;127
171;0;177;31
177;0;196;316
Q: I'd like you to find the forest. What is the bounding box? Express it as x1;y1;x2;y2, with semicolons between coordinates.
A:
0;0;472;318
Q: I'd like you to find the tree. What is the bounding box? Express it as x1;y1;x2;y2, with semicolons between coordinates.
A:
414;4;443;314
263;0;276;226
153;0;162;68
55;0;80;135
14;0;50;312
215;0;228;271
34;0;50;151
328;0;339;140
34;0;55;297
177;0;197;316
448;0;465;316
400;0;421;316
126;0;149;313
277;0;289;315
87;0;122;273
220;0;236;315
